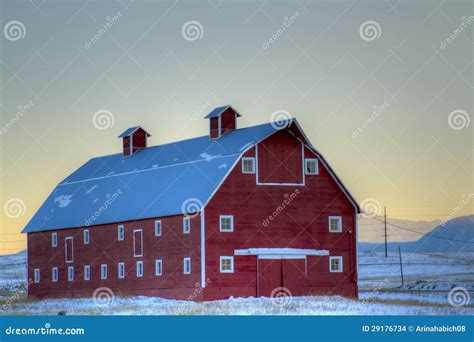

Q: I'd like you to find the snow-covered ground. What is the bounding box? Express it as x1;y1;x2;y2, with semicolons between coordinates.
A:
0;250;472;315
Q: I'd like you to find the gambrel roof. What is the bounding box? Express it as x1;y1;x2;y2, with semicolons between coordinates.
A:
22;119;360;233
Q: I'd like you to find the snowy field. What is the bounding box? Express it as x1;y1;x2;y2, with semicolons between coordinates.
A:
0;251;472;315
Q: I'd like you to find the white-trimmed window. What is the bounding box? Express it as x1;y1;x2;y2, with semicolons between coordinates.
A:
329;256;343;273
101;264;107;280
84;265;90;281
183;217;190;234
136;261;143;277
305;158;319;175
183;257;191;274
219;215;234;232
328;216;342;233
155;220;162;237
83;229;90;244
242;157;255;174
52;267;58;282
51;232;57;247
220;256;234;273
34;268;40;283
65;237;73;263
155;259;163;276
118;225;125;241
118;262;125;279
67;266;74;281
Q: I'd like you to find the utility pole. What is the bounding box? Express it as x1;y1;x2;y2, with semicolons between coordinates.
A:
398;246;404;286
384;206;388;257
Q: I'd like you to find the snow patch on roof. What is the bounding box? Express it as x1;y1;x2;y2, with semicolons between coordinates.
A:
85;185;98;195
218;164;227;169
54;195;73;208
200;153;221;162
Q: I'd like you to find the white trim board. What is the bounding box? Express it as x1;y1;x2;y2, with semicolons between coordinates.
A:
234;248;329;256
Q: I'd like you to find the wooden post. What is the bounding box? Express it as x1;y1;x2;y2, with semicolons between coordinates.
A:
398;246;404;286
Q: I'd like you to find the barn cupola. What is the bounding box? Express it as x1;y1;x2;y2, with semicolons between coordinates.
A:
118;126;151;157
204;105;241;139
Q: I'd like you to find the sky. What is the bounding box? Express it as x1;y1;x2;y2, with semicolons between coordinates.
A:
0;0;472;254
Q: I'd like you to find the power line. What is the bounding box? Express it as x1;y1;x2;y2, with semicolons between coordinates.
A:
368;216;474;244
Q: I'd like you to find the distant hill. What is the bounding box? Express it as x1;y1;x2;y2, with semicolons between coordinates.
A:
359;215;474;252
359;216;440;243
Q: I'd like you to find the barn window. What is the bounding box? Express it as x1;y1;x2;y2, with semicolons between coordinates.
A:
242;157;255;174
183;217;191;234
219;215;234;232
118;262;125;279
133;229;143;257
101;264;108;279
183;258;191;274
52;267;58;282
329;256;343;273
67;266;74;281
84;265;90;281
34;268;40;283
155;259;163;276
136;261;143;277
220;256;234;273
65;237;73;263
328;216;342;233
118;225;125;241
154;220;162;236
51;232;57;247
83;229;90;244
305;158;319;175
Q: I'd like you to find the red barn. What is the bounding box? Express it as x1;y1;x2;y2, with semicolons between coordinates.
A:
23;105;361;300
